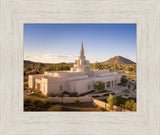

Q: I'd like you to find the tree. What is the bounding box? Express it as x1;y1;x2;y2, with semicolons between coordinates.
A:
47;92;54;97
24;68;27;76
107;94;117;110
45;65;55;71
24;98;31;104
113;64;118;71
94;81;105;90
93;62;104;70
103;64;109;70
132;103;136;111
37;63;44;73
48;105;62;111
43;99;52;107
75;97;80;104
120;75;128;84
133;85;136;91
125;100;135;110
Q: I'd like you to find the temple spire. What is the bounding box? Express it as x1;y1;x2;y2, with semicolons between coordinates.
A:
80;39;84;57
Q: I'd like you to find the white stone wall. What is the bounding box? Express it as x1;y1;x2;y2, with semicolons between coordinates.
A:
35;79;42;90
41;78;48;95
47;78;59;94
67;75;88;81
28;71;120;96
93;98;130;111
28;74;45;89
69;80;93;94
28;75;34;88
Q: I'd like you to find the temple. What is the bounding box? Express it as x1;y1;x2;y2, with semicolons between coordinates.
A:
28;40;121;95
70;40;90;74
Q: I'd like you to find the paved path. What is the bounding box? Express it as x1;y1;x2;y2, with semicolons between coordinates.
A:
62;102;98;111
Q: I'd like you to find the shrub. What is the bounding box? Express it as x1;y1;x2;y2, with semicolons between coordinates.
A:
34;91;42;96
24;98;31;104
62;91;70;95
44;99;52;106
24;98;53;111
125;100;135;110
29;88;45;97
116;97;128;106
48;105;62;111
107;94;117;110
47;92;54;97
123;89;129;93
39;93;46;98
69;92;78;97
94;81;105;91
75;97;80;104
58;93;64;97
132;103;136;111
93;62;104;70
24;83;28;90
31;99;42;105
128;97;136;102
120;76;128;84
27;88;34;91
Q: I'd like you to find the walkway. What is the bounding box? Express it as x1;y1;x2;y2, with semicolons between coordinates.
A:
62;102;98;111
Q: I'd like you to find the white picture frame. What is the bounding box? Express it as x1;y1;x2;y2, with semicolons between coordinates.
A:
0;0;160;134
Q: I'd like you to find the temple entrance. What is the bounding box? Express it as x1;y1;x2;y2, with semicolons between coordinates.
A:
106;82;110;89
36;83;41;90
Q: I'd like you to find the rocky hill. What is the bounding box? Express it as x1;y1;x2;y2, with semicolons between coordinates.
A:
24;60;38;64
102;56;136;65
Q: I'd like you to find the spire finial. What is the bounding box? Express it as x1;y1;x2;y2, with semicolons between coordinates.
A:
80;39;84;57
81;39;83;47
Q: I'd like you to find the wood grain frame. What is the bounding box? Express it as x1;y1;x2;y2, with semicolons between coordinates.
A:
0;0;160;135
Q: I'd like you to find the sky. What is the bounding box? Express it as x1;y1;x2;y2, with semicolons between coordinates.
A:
24;24;136;63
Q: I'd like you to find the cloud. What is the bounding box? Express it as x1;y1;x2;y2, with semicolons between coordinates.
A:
24;53;79;63
25;52;113;63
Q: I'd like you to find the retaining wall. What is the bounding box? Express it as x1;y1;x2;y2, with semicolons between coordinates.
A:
92;98;130;111
49;96;92;103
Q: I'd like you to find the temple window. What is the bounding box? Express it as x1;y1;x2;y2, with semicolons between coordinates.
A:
107;82;110;88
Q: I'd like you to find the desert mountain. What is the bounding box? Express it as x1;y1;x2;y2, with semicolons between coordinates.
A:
24;60;39;64
102;56;136;65
24;60;74;65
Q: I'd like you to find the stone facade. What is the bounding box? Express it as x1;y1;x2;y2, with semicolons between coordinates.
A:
28;40;121;95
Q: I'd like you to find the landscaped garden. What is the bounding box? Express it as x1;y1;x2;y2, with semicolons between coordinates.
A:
24;98;62;111
101;94;136;111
